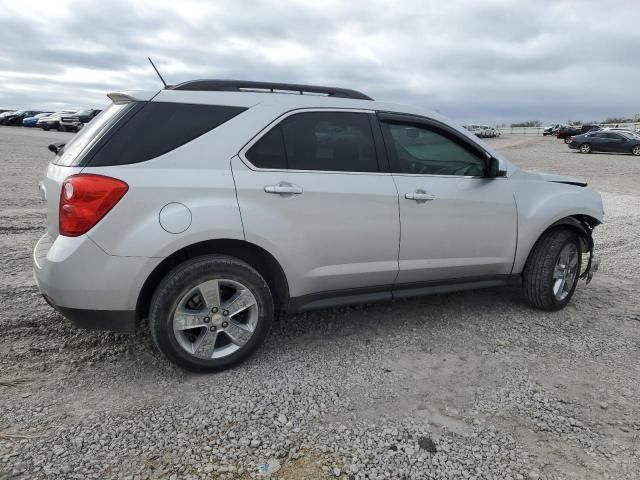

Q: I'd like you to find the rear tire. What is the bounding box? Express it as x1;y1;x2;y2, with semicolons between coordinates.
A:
149;255;273;372
580;143;592;154
632;145;640;156
522;229;582;311
564;137;572;144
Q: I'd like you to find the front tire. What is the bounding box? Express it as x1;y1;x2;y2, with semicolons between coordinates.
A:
522;229;582;311
564;137;572;144
632;145;640;156
580;143;592;154
149;255;274;372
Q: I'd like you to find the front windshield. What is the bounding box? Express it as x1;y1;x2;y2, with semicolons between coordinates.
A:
54;103;130;166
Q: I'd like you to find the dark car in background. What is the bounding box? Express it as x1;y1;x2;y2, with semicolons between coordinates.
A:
0;111;16;123
557;124;600;143
59;109;101;132
569;130;640;155
36;111;74;131
22;112;53;127
0;110;42;126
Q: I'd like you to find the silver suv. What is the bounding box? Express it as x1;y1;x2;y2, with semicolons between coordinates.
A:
33;80;603;372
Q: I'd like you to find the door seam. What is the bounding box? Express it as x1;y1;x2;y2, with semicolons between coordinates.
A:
229;155;247;241
389;174;402;292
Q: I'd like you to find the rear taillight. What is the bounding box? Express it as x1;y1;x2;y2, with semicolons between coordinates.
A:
59;174;128;237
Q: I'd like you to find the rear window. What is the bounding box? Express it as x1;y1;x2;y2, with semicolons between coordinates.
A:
54;103;130;166
86;102;246;167
54;102;246;167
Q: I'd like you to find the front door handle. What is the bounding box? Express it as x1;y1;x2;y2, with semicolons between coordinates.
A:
264;182;303;195
405;190;436;202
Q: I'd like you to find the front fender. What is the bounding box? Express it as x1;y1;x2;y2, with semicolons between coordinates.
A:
512;179;603;273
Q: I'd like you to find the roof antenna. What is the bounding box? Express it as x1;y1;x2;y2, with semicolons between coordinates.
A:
147;57;168;88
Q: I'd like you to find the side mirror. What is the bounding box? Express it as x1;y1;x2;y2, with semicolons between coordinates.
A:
486;156;507;178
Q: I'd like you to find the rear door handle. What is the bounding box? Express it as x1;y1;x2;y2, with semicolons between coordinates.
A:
264;182;303;195
405;190;436;202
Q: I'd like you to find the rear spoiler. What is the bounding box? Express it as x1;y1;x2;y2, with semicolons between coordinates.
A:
107;90;159;105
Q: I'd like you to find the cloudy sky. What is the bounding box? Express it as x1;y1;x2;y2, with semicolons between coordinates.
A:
1;0;638;124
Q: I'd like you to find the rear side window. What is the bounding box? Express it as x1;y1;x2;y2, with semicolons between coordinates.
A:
86;102;247;166
245;112;378;172
54;103;129;166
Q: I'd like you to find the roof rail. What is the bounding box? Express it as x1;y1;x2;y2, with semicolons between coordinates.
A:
169;79;373;101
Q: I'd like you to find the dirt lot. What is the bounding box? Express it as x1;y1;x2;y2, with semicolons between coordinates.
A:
1;127;639;480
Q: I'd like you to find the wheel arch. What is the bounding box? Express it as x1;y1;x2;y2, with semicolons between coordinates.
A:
136;239;290;324
521;214;600;272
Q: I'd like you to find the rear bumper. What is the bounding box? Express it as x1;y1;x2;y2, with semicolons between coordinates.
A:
33;232;161;332
43;298;136;333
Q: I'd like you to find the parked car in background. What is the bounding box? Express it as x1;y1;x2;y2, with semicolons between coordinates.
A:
557;125;600;143
59;109;102;132
36;111;74;131
543;124;561;136
484;126;500;138
23;112;53;127
569;130;640;155
33;79;602;372
0;111;16;123
0;110;42;126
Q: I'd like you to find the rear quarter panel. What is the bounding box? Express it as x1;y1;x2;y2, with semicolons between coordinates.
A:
83;100;293;259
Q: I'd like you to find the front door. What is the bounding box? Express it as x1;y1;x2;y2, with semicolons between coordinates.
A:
232;110;400;299
378;115;517;285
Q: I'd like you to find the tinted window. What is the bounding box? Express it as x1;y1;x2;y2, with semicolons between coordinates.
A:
245;126;287;169
383;122;485;176
86;102;247;167
54;103;130;166
246;112;378;172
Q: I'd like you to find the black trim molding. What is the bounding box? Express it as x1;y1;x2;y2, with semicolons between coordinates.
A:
54;305;137;333
287;275;515;313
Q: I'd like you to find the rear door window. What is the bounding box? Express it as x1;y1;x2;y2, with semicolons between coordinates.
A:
245;111;378;172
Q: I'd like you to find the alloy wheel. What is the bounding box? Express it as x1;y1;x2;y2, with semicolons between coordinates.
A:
172;279;259;359
552;243;579;301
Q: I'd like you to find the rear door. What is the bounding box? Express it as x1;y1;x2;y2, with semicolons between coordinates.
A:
232;109;400;299
377;113;517;285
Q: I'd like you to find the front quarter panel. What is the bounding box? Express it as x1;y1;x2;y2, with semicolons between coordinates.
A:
512;179;604;273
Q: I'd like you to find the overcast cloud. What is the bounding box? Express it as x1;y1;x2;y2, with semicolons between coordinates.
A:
1;0;638;124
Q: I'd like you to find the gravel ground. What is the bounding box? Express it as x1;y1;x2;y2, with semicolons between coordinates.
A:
1;127;639;480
